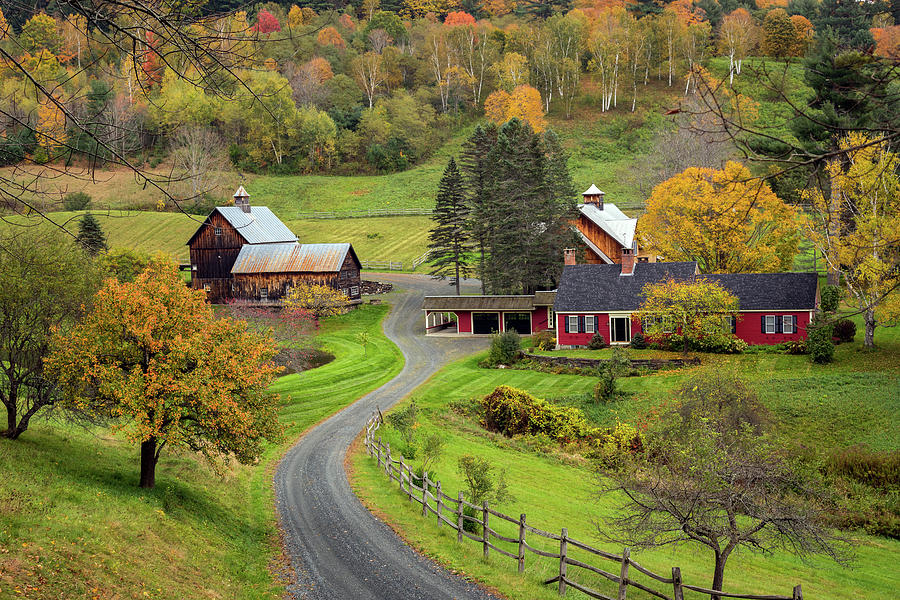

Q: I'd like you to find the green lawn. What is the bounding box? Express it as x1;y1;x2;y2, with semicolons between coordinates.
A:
351;313;900;600
0;303;403;600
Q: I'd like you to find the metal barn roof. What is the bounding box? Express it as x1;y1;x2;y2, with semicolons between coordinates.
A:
214;206;297;245
231;243;355;274
578;202;637;249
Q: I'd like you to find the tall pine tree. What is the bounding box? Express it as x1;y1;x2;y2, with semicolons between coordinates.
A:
428;158;471;295
77;213;108;256
459;124;499;294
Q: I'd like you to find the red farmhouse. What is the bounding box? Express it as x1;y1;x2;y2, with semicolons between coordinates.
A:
553;261;820;347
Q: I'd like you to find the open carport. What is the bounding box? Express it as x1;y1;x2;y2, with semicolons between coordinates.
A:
422;292;556;336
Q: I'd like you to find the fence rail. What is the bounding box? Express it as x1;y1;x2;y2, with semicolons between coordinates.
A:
295;208;433;219
363;411;803;600
360;250;431;272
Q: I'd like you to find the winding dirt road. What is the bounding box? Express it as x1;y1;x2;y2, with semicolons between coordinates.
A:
274;274;496;600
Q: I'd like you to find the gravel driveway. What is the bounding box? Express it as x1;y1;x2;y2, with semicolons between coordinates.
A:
274;274;496;600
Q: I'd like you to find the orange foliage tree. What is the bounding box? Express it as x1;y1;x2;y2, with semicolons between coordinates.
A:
0;8;8;42
789;15;814;56
317;26;346;48
872;25;900;58
339;13;357;31
36;97;66;156
484;84;546;132
444;10;475;26
47;259;282;488
140;31;164;89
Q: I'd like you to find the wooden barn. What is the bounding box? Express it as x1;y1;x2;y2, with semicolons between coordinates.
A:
574;184;655;265
231;242;362;304
186;187;361;304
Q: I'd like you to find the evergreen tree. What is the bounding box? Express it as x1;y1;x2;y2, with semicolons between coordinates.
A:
428;158;471;295
814;0;879;50
459;124;499;294
627;0;663;17
76;213;108;256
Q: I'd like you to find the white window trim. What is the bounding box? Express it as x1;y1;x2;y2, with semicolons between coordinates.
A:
783;315;794;334
214;227;222;236
350;285;360;296
567;315;578;333
585;315;596;334
765;315;776;334
260;287;268;300
547;308;555;329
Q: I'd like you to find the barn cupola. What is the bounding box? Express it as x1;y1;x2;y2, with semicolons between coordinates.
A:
582;184;604;210
233;185;251;213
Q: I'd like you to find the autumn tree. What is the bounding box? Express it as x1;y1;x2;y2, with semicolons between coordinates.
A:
484;84;546;132
790;14;814;56
718;8;759;84
493;52;529;91
317;26;346;48
171;126;228;202
353;51;386;107
636;278;739;355
19;12;61;54
598;370;848;597
0;8;8;42
283;283;351;319
804;135;900;348
428;157;472;294
47;259;282;488
0;230;98;439
763;9;795;58
252;9;281;33
640;161;801;273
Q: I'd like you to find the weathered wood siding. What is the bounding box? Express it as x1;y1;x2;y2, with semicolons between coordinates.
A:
576;214;623;264
231;252;362;304
189;212;245;303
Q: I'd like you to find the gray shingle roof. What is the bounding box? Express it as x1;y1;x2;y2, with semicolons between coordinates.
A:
215;206;297;244
231;243;356;274
701;273;819;311
554;262;699;312
554;263;820;313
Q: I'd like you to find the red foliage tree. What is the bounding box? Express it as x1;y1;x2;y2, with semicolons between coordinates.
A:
253;9;282;33
140;31;163;89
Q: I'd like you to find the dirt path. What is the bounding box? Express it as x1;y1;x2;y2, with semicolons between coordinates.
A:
274;274;495;600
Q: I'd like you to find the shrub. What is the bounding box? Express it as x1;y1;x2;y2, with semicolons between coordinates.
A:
387;399;419;458
629;332;647;349
807;317;835;364
63;191;91;211
588;333;607;350
457;454;511;508
532;329;556;351
820;284;841;313
588;419;644;467
783;339;807;355
833;318;856;343
486;330;521;366
594;371;617;403
480;385;595;441
827;445;900;489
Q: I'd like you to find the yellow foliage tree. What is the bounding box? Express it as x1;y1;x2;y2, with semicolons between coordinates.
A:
0;8;9;42
640;161;801;273
492;52;528;91
288;5;305;28
37;97;66;156
803;134;900;348
484;84;546;132
283;283;350;319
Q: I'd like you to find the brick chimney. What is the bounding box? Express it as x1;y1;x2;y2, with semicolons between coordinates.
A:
564;248;577;266
582;184;605;210
620;248;635;276
233;185;251;213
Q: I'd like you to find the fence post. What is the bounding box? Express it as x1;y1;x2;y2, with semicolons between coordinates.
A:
793;585;803;600
671;567;684;600
618;547;630;600
422;475;428;517
436;482;443;527
398;457;406;493
376;437;382;467
517;514;526;574
482;501;490;560
407;464;414;503
456;492;464;543
558;528;568;597
385;443;392;482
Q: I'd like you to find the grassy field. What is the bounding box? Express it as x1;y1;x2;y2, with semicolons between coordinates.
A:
0;302;403;600
351;314;900;600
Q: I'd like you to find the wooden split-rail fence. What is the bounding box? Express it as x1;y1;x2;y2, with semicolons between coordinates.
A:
364;411;804;600
360;250;432;273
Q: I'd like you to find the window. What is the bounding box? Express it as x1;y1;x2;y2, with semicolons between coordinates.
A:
585;315;596;334
547;308;555;329
567;315;578;333
203;283;210;292
783;315;795;334
765;315;776;334
214;227;222;236
725;316;736;334
260;287;268;301
350;285;360;297
191;264;197;271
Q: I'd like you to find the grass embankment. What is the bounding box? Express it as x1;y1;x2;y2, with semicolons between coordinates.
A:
351;315;900;600
0;302;403;600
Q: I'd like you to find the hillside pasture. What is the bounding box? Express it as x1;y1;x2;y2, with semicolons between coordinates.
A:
351;314;900;600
